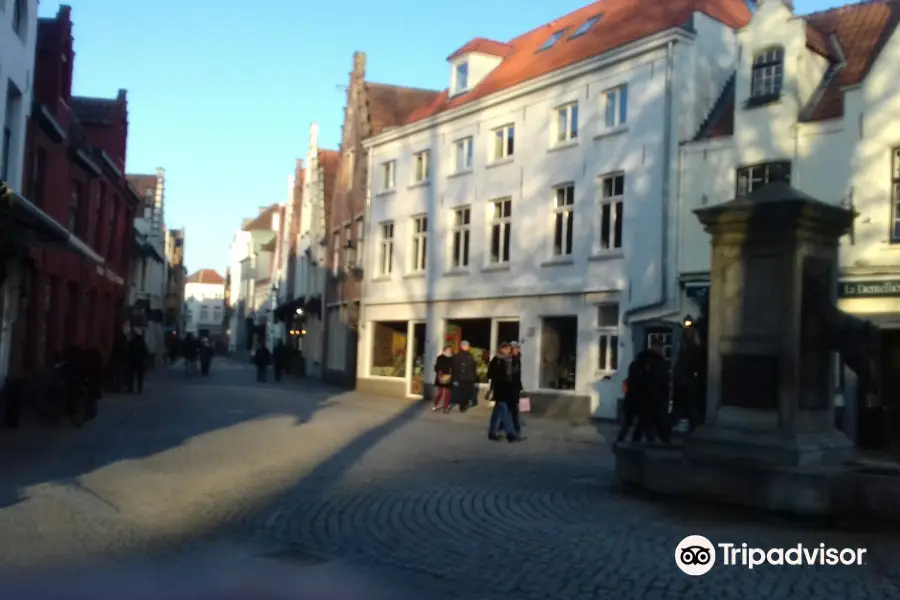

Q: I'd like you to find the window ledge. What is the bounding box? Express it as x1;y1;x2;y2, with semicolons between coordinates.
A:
540;257;574;267
375;189;396;198
588;251;624;262
547;140;578;154
407;181;430;190
486;157;514;170
371;276;392;282
594;125;628;141
482;264;510;273
403;272;426;280
743;94;782;110
594;370;616;380
443;269;470;277
534;388;578;395
448;169;473;179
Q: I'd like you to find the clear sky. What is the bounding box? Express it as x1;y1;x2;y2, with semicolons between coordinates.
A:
38;0;843;276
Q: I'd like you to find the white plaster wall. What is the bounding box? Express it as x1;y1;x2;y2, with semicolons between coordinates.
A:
184;282;225;334
0;0;37;192
678;5;900;278
365;49;672;307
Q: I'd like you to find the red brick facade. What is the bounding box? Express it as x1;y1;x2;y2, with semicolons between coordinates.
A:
9;6;138;377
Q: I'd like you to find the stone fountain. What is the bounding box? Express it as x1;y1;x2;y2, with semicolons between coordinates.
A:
616;182;900;519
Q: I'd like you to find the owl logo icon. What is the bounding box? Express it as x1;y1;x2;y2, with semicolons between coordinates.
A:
675;535;716;576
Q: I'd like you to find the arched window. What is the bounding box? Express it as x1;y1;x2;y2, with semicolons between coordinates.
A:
751;46;784;98
12;0;27;40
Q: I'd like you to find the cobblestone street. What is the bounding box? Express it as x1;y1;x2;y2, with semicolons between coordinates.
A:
1;361;900;598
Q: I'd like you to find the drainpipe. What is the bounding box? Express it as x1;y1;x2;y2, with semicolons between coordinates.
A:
623;39;676;325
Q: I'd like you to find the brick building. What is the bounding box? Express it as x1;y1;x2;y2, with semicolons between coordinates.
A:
322;52;440;387
9;6;139;377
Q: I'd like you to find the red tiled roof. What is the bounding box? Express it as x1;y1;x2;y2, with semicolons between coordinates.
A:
695;0;900;138
126;174;156;207
186;269;225;285
403;0;752;125
448;37;513;61
364;83;442;135
242;204;280;231
805;0;900;120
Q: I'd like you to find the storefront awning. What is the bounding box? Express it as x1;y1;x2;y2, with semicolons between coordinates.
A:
1;184;104;264
273;295;306;321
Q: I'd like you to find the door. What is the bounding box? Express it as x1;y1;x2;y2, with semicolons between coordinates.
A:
409;322;426;396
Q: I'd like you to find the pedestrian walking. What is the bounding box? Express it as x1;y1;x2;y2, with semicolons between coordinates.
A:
183;334;199;375
127;329;149;394
509;341;524;435
254;343;272;383
433;345;454;412
486;342;521;442
451;340;478;412
671;325;704;435
272;340;288;382
199;338;213;376
615;339;670;446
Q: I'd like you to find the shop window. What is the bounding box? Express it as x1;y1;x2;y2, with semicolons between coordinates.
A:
496;320;520;347
371;320;407;377
411;323;427;395
445;318;492;383
540;316;578;390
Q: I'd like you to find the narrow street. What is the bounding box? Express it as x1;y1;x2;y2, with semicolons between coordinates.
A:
1;361;899;599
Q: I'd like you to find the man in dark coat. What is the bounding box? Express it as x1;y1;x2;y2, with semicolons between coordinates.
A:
616;339;670;445
272;340;288;382
671;325;704;434
451;340;478;412
127;330;149;394
508;341;524;435
487;342;522;442
199;337;213;376
254;343;272;383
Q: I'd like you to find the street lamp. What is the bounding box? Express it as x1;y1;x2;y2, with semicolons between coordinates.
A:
295;307;303;315
344;240;356;271
683;314;694;328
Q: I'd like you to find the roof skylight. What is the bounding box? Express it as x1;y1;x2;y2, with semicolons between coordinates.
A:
538;28;568;51
569;14;602;39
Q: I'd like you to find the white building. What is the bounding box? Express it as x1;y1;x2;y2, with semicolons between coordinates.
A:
126;169;168;361
678;0;900;442
184;269;225;337
356;0;751;419
0;0;38;386
226;205;280;352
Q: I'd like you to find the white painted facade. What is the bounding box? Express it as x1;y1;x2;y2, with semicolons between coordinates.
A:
678;0;900;324
359;15;740;418
184;281;225;336
226;230;252;352
0;0;37;387
293;124;328;378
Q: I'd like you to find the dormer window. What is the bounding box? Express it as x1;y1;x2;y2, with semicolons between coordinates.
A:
454;62;469;93
750;47;784;100
538;28;567;51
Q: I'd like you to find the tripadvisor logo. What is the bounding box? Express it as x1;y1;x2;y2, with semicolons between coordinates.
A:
675;535;867;576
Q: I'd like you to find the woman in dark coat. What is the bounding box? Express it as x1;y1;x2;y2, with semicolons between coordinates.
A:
433;345;454;412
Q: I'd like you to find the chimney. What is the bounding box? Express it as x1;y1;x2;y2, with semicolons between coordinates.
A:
352;51;366;78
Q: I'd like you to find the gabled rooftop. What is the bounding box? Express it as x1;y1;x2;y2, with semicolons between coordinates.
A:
186;269;225;285
402;0;752;126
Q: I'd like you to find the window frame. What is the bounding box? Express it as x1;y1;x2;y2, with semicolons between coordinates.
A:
68;180;83;234
12;0;26;40
603;85;628;129
450;206;471;269
454;136;473;173
331;229;341;276
735;160;791;197
356;217;365;268
454;61;469;93
0;127;12;182
538;28;568;51
379;221;394;276
488;197;512;265
569;14;602;39
552;183;575;257
491;124;515;162
596;303;620;375
596;172;624;253
413;151;430;184
411;214;428;272
891;148;900;244
343;223;353;268
750;46;785;101
553;102;579;145
381;160;395;191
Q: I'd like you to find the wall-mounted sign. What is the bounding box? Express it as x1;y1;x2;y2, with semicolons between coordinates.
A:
839;280;900;298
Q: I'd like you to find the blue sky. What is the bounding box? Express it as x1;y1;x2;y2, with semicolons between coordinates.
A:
38;0;843;275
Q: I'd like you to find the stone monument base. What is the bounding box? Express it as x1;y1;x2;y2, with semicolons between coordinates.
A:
615;443;900;520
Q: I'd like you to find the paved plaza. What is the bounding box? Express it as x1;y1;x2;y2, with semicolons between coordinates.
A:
1;361;899;598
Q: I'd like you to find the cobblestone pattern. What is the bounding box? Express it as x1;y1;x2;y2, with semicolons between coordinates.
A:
1;364;899;599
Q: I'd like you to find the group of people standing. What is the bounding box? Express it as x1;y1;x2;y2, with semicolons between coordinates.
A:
165;333;215;377
615;324;706;446
253;340;290;383
433;340;526;443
